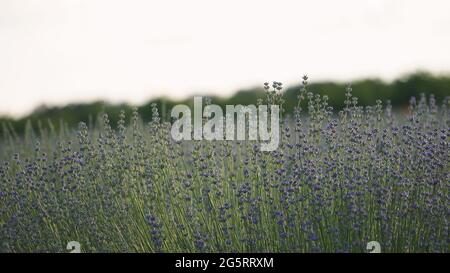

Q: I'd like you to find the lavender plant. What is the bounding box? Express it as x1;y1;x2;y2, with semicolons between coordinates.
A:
0;80;448;253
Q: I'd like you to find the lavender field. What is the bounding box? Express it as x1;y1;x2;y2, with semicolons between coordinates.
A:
0;82;448;253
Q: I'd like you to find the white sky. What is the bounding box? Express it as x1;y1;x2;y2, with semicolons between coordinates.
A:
1;0;449;117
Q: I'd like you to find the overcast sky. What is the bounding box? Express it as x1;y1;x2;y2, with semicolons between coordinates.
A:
1;0;449;116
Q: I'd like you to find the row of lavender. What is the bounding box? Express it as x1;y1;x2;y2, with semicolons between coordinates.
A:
0;82;448;252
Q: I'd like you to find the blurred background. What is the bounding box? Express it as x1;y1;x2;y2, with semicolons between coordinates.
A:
1;0;450;134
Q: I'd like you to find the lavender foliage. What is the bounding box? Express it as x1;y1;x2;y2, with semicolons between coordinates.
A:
0;83;448;253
